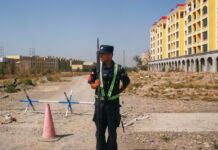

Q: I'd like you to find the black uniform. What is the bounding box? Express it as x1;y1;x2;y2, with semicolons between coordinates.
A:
88;61;130;150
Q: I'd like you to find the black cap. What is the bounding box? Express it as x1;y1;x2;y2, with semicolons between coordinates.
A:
99;45;114;54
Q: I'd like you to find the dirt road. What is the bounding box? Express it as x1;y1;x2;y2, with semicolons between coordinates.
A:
0;75;218;150
0;75;96;150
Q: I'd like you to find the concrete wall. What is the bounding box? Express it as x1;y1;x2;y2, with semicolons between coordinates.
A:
148;50;218;72
0;57;8;62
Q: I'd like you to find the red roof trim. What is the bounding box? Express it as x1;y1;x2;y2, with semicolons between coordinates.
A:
152;22;157;26
177;4;186;7
170;8;175;12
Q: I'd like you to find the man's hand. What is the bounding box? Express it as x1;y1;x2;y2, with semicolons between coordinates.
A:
95;80;101;87
119;84;129;93
91;80;101;89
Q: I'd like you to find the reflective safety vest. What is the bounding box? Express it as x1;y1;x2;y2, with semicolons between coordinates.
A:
95;63;120;101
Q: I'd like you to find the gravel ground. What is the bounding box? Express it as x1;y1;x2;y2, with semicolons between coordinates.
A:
0;74;218;150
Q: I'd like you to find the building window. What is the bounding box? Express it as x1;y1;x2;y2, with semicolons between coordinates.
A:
160;39;162;44
194;48;197;54
203;44;208;52
188;15;192;22
203;6;207;15
160;32;162;37
193;24;196;31
203;18;207;27
203;0;207;3
203;31;207;40
176;23;179;29
188;36;192;44
189;6;192;12
176;51;179;57
180;12;184;18
176;41;179;48
185;40;187;45
176;32;179;38
161;47;162;52
188;48;192;54
168;35;170;42
188;26;192;33
168;28;170;33
168;44;170;50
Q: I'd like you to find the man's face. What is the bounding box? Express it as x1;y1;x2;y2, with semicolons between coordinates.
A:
100;53;113;62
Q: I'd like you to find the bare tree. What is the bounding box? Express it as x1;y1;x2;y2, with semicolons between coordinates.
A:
133;55;142;66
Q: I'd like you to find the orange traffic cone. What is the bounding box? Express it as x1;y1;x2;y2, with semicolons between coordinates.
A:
39;104;60;142
43;104;56;138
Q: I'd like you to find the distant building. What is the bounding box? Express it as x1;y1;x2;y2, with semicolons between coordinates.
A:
6;55;58;72
44;56;58;71
0;57;16;74
0;57;8;63
148;0;218;72
71;64;83;71
70;61;95;72
83;62;95;72
4;55;94;72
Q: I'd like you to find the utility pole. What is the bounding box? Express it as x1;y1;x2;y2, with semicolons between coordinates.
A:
29;48;36;56
123;50;125;67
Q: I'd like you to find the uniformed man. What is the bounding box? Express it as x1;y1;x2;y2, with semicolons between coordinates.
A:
88;45;130;150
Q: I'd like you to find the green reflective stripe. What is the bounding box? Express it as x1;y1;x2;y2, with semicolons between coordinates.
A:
95;95;104;100
108;64;118;97
95;93;120;101
98;63;119;101
108;93;120;100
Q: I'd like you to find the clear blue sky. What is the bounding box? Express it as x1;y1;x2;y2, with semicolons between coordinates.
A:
0;0;185;66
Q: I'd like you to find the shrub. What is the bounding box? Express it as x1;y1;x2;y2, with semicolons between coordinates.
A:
22;79;35;86
187;84;194;88
149;87;154;91
161;135;170;142
46;75;61;82
133;82;142;88
4;82;20;93
172;83;185;89
168;81;172;87
40;80;46;83
139;65;147;71
214;144;218;149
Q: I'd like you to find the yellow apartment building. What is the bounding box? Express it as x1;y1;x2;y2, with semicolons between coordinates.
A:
148;0;218;72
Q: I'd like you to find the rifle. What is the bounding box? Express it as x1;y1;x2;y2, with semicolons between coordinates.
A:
96;38;101;149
